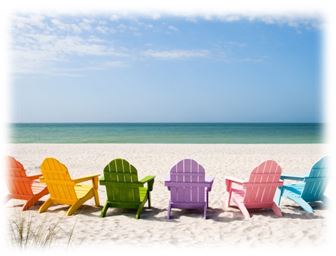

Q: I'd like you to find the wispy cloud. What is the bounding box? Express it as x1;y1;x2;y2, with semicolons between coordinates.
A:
12;59;128;77
167;25;179;32
12;33;127;74
11;14;129;75
12;15;112;35
143;49;209;59
197;14;321;30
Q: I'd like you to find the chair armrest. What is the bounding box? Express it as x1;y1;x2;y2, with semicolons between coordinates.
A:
28;174;43;180
280;175;305;181
205;177;214;183
73;174;100;190
99;176;106;185
225;176;245;192
164;179;170;190
225;176;244;185
73;174;100;184
140;175;155;184
206;177;214;191
140;176;155;191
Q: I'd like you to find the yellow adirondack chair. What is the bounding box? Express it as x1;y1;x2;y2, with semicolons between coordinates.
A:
39;157;100;216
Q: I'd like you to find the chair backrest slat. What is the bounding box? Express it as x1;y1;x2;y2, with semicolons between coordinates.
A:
244;160;282;206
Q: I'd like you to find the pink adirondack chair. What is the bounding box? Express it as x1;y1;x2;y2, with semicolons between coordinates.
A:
165;159;214;219
225;160;283;219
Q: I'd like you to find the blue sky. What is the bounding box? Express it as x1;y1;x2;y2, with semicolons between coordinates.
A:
10;14;322;123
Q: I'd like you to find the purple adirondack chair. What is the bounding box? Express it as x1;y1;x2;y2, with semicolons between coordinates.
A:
165;159;214;219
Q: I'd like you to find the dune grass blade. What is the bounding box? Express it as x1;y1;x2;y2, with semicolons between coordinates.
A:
67;219;77;246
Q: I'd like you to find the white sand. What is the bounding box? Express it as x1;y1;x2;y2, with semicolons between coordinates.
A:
6;144;328;247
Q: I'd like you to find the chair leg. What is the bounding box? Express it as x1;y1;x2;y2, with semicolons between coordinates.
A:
22;196;38;211
274;187;283;206
100;202;109;217
136;200;147;219
22;188;48;211
288;195;314;213
167;203;172;220
147;192;151;208
227;191;232;207
203;204;207;219
206;192;209;208
233;197;250;219
39;198;53;213
66;200;84;216
93;189;100;207
67;190;97;216
271;202;282;217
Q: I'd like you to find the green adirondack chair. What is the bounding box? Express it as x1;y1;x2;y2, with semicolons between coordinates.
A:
99;158;155;219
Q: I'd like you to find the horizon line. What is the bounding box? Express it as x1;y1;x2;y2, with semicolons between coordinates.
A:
9;121;324;124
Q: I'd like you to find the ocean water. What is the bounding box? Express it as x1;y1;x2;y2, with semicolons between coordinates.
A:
9;123;323;144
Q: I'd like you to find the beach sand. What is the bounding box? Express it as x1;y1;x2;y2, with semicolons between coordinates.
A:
6;144;328;247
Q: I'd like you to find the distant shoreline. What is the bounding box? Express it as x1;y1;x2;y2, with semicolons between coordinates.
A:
9;122;324;124
9;123;324;144
8;123;324;144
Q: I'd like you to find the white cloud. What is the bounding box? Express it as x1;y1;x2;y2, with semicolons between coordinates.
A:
109;14;120;21
143;49;209;59
167;25;179;32
13;32;124;58
78;19;93;31
11;14;129;75
12;59;128;77
96;25;108;34
50;18;83;33
205;14;321;30
13;14;111;35
12;14;46;30
219;14;242;22
11;35;127;75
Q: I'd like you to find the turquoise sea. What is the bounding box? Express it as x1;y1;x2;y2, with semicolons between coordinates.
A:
9;123;323;144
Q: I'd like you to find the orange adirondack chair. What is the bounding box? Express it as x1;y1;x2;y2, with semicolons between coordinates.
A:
39;157;100;216
6;156;49;210
225;160;283;219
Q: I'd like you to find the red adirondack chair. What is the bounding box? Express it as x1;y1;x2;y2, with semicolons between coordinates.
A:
225;160;283;219
6;156;48;210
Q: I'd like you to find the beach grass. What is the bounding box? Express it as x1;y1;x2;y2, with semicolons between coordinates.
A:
8;212;76;248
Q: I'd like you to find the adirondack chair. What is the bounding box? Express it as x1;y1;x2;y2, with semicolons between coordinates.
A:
225;160;283;219
99;158;155;219
38;157;100;216
164;159;214;219
5;156;49;210
275;156;328;213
